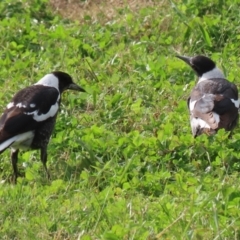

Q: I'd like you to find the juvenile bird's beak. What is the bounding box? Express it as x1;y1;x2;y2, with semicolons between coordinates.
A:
68;83;85;92
176;55;191;65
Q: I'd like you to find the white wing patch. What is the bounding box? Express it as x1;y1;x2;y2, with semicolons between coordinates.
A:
231;99;240;108
24;102;59;122
24;94;60;122
35;73;59;90
30;103;36;108
0;131;34;152
16;103;27;108
199;67;225;82
212;112;220;124
191;117;211;130
7;102;14;109
191;112;220;130
189;100;197;111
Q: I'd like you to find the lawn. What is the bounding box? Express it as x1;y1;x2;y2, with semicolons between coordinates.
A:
1;0;240;239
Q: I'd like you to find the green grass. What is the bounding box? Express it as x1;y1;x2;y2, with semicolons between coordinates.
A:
1;0;240;239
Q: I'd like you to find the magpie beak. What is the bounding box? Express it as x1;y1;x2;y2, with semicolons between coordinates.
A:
68;83;85;92
176;55;191;65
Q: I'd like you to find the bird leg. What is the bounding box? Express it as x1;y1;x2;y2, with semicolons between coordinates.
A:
11;149;19;184
40;147;50;180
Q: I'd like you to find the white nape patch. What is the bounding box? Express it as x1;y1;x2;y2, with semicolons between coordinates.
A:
16;103;27;108
189;100;197;111
0;131;34;152
25;95;59;122
30;103;36;108
35;73;59;90
231;99;240;108
191;112;220;130
7;102;14;109
199;67;225;82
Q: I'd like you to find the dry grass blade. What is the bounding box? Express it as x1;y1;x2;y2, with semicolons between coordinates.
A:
156;209;187;239
50;0;160;22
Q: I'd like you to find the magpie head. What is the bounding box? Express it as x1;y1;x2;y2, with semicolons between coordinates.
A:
176;55;219;77
52;71;85;93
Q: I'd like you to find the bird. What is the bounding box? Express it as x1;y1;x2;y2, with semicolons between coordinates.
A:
0;71;85;183
176;55;239;137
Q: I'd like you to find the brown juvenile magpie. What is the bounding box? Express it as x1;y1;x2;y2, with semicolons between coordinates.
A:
0;71;85;183
176;55;239;137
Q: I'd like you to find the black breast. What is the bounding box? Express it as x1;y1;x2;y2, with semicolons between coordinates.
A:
31;115;57;149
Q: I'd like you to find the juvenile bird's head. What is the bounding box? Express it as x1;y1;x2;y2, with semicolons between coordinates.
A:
176;55;225;81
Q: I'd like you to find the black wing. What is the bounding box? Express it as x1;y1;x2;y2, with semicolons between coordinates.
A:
0;85;60;143
189;79;238;130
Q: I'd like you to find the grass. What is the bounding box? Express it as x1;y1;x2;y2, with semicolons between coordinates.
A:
1;0;240;239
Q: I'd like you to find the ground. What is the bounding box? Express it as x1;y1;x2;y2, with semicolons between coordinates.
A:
50;0;158;21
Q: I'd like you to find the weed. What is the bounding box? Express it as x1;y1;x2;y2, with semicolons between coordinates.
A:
0;0;240;239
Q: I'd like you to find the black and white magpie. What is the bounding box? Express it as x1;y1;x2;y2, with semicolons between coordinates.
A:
176;55;239;137
0;71;85;183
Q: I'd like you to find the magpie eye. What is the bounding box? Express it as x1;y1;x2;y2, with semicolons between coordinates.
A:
191;65;199;72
